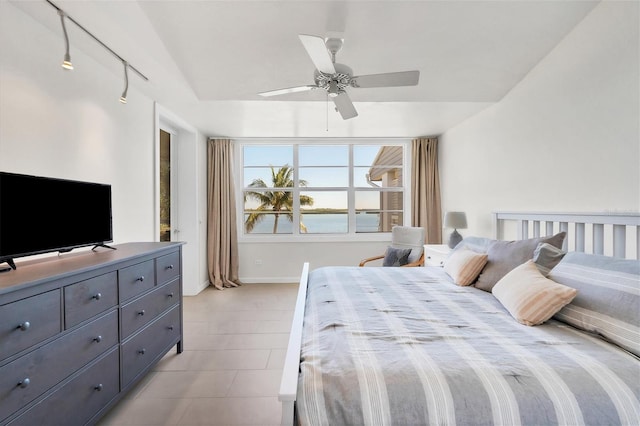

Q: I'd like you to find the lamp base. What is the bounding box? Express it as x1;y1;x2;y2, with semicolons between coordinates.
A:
448;229;463;249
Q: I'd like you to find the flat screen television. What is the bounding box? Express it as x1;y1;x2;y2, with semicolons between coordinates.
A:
0;172;113;270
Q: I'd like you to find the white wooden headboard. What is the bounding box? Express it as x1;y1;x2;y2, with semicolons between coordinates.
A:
493;211;640;260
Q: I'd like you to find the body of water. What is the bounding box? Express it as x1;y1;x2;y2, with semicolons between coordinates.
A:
246;213;380;234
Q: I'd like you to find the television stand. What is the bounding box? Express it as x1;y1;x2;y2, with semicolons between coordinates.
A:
92;243;117;251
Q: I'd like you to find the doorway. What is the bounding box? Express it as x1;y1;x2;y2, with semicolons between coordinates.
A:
156;103;204;295
159;129;174;241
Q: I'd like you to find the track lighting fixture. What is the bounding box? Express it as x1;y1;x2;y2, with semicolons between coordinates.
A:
120;61;129;104
58;10;73;70
47;0;148;103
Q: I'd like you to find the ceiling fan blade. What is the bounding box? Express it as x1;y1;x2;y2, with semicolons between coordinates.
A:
299;34;336;75
352;70;420;88
258;85;317;97
332;92;358;120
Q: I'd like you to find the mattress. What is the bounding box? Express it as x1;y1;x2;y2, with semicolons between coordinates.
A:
296;266;640;426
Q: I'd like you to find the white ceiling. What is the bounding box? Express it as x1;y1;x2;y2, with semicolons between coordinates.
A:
11;0;599;138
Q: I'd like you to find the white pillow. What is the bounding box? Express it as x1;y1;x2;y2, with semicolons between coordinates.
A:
443;248;488;286
493;260;577;326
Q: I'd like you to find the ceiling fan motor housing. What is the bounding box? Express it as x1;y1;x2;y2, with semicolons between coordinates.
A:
314;63;353;96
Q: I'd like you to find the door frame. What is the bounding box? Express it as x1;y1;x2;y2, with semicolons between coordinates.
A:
154;103;206;296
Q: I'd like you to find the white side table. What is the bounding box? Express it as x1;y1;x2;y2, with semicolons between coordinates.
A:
423;244;451;267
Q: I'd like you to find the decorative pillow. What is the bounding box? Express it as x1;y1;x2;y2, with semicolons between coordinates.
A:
443;249;488;286
493;260;577;326
383;247;412;267
474;232;566;292
549;252;640;356
533;242;566;276
452;236;495;254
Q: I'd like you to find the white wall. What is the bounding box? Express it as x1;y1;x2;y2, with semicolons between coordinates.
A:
439;0;639;239
238;240;389;283
0;3;207;295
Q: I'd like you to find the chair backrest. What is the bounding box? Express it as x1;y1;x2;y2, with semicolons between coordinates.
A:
390;226;425;264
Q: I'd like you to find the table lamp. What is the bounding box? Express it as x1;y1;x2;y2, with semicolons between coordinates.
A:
444;211;467;249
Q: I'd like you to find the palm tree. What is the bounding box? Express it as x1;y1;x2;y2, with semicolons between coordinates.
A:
244;165;314;233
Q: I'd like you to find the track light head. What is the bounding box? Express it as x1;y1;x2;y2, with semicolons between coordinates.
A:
62;53;73;70
58;10;73;70
120;60;129;104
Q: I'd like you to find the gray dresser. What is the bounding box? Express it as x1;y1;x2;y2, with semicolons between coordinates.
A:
0;242;184;425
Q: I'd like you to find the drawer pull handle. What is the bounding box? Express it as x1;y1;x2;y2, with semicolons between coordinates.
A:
168;292;174;298
138;310;145;316
17;322;30;331
93;335;103;343
167;325;174;331
93;293;102;300
167;264;174;270
138;348;146;355
136;276;145;282
18;378;30;388
94;384;103;392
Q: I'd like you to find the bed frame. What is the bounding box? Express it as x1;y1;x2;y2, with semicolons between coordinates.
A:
279;211;640;425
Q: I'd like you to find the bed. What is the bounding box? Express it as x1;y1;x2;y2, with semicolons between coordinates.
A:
279;212;640;426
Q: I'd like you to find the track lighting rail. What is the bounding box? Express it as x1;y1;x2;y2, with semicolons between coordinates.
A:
46;0;148;82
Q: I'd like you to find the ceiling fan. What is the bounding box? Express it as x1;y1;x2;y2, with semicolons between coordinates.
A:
258;34;420;120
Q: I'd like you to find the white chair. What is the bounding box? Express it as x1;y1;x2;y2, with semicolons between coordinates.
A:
359;226;425;267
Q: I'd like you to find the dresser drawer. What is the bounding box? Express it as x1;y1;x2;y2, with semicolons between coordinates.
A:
0;290;61;361
64;271;118;329
156;251;181;286
0;310;118;421
7;347;119;426
121;305;181;387
118;260;155;302
121;279;181;339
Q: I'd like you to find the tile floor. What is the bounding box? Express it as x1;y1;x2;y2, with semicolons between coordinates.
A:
99;282;298;426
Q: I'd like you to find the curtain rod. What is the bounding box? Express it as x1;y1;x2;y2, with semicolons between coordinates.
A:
46;0;149;81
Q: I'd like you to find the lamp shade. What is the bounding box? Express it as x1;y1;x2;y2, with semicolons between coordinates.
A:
444;212;467;229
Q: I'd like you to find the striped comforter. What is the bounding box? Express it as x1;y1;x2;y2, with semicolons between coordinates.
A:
297;266;640;426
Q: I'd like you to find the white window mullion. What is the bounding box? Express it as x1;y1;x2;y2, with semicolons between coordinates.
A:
348;144;356;234
293;144;300;235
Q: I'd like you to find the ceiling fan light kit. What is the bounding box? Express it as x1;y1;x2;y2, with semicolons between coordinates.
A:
258;34;420;120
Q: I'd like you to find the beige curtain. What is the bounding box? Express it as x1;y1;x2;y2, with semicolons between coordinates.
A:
411;137;442;244
207;138;240;289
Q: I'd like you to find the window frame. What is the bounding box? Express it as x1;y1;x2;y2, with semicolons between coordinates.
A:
235;138;412;243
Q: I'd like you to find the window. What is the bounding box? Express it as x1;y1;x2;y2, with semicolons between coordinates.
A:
240;141;408;237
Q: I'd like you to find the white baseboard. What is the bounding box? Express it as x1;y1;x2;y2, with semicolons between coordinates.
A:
184;279;210;296
239;276;299;284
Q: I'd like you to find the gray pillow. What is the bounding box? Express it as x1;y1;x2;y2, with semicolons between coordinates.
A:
383;247;412;267
533;242;566;276
549;252;640;356
475;232;566;292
